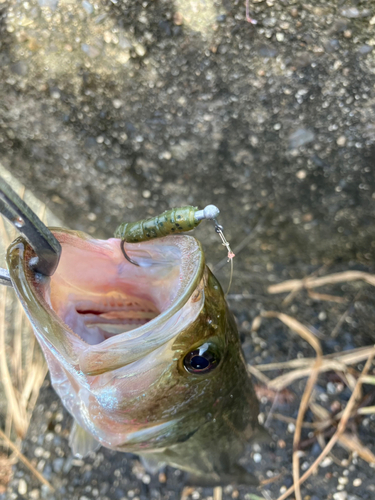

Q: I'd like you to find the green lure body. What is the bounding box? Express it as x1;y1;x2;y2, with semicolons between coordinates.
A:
114;206;200;243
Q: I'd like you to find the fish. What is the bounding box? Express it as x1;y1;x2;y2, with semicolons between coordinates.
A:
6;227;264;486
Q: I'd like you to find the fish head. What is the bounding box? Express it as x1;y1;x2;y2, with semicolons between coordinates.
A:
6;229;259;455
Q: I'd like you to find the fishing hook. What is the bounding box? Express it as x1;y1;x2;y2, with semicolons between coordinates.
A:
120;239;140;267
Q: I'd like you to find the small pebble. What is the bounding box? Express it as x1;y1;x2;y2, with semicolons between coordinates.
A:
341;7;371;18
320;457;333;468
142;190;151;199
287;423;295;433
263;17;277;27
18;479;27;495
327;382;336;394
276;33;284;42
82;0;93;14
253;453;262;463
277;439;286;449
353;478;362;487
301;461;310;470
34;447;44;457
45;432;54;442
296;169;307;179
358;44;373;55
173;12;183;25
337;135;346;146
53;457;64;473
289;128;315;148
134;43;146;57
160;151;172;160
112;99;123;109
330;400;341;413
333;60;342;71
333;492;347;500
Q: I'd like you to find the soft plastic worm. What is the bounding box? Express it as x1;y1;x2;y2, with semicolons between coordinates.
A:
114;205;219;243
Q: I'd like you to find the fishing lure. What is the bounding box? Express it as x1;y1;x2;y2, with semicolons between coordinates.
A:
115;204;235;294
115;204;229;266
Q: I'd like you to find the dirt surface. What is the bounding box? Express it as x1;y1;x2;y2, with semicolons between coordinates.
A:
1;0;375;498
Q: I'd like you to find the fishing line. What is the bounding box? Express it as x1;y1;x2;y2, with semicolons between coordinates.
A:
214;221;235;297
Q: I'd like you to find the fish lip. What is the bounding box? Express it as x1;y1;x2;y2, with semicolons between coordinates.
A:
6;230;206;372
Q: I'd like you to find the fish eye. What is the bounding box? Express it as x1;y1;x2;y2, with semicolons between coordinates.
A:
183;342;220;375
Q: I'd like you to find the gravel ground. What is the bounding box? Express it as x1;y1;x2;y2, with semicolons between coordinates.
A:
1;0;375;498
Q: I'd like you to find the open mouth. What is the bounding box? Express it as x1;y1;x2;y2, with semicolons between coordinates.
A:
75;296;159;335
48;231;204;346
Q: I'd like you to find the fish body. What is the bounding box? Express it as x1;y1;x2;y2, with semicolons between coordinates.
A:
7;229;262;485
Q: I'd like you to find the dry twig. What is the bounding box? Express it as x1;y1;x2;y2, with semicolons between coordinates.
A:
268;271;375;294
275;350;375;500
213;487;222;500
252;346;374;390
338;432;375;464
307;290;347;303
260;312;322;500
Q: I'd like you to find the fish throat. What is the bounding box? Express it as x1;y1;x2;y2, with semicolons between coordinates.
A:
46;231;205;346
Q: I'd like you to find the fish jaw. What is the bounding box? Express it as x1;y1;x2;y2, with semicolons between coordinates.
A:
6;231;206;444
7;230;205;370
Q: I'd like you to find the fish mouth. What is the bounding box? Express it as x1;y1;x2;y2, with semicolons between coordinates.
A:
7;229;205;373
48;230;204;346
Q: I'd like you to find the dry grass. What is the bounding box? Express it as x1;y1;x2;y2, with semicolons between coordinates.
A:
0;180;49;491
250;271;375;500
213;486;223;500
268;270;375;295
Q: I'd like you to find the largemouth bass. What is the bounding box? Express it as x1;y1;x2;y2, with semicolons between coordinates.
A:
6;228;263;486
